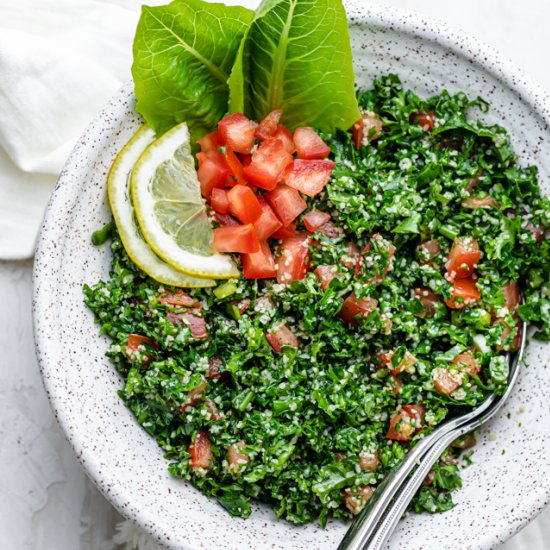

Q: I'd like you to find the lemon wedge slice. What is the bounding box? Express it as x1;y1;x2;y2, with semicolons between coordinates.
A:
108;125;215;288
131;122;239;279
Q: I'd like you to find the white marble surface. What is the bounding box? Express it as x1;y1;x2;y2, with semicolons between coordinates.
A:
1;0;549;548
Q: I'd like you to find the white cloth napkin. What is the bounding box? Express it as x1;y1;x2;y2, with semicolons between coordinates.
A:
0;0;164;259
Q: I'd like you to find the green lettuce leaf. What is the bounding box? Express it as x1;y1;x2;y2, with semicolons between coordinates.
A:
229;0;360;132
132;0;253;139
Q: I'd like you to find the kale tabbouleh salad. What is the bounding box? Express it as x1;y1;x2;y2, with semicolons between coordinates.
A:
84;0;549;529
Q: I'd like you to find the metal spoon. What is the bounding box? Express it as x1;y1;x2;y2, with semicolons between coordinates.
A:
338;322;526;550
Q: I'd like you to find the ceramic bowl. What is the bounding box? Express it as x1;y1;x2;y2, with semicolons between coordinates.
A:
33;2;550;549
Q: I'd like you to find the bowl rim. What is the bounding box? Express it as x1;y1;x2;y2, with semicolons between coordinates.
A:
33;3;550;549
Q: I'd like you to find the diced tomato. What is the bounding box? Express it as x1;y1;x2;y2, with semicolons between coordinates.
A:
226;184;262;224
356;233;395;280
380;349;418;375
386;404;425;441
495;318;522;352
417;239;440;264
433;369;460;395
242;240;276;279
526;222;545;243
206;356;223;379
462;196;498;209
314;264;339;290
266;322;299;352
227;441;249;473
159;289;198;308
350;111;383;148
265;185;307;227
243;138;293;190
275;236;310;284
359;452;380;472
274;125;295;154
232;298;251;314
255;109;283;140
214;212;240;227
340;242;361;269
317;220;344;239
180;379;206;410
211;188;229;214
204;396;222;421
189;430;213;472
283;159;335;197
254;195;283;240
217;113;256;154
197;152;230;197
293;127;331;159
445;278;481;309
213;224;259;254
303;209;331;232
410;110;436;131
338;293;378;326
197;130;220;153
225;147;247;186
168;308;208;339
126;334;157;356
238;153;253;167
271;222;297;240
453;349;480;375
502;282;520;312
413;287;440;318
451;434;477;450
343;485;375;515
446;237;481;279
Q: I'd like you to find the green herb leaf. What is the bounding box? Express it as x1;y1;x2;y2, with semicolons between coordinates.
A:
132;0;253;139
228;0;359;132
393;213;421;234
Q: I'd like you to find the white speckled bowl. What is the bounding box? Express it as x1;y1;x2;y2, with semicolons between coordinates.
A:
33;3;550;549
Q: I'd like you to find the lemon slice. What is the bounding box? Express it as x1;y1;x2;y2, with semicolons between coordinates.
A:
131;122;239;279
108;125;215;288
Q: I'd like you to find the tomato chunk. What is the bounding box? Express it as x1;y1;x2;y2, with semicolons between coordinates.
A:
227;184;262;224
242;240;276;279
303;209;331;232
243;138;293;190
227;441;249;474
445;278;481;309
225;147;247;186
211;188;229;214
417;239;440;264
283;159;335;197
271;222;296;240
462;196;498;209
410;110;436;131
453;349;480;375
275;236;310;284
380;348;418;375
189;430;213;472
255;109;283;140
340;242;361;269
359;452;380;472
433;369;460;395
317;220;344;239
168;308;208;339
266;322;299;353
351;111;383;148
126;334;157;355
502;282;520;312
217;113;256;154
446;237;481;279
413;287;440;318
338;293;378;326
213;224;259;254
180;379;207;410
197;130;220;153
265;185;307;227
197;151;230;197
386;404;425;441
343;485;375;515
254;195;283;240
274;125;295;154
314;264;339;290
214;212;239;227
293;127;331;159
159;289;198;307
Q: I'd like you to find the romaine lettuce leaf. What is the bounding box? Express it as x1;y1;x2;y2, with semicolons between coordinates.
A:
229;0;360;132
132;0;253;139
